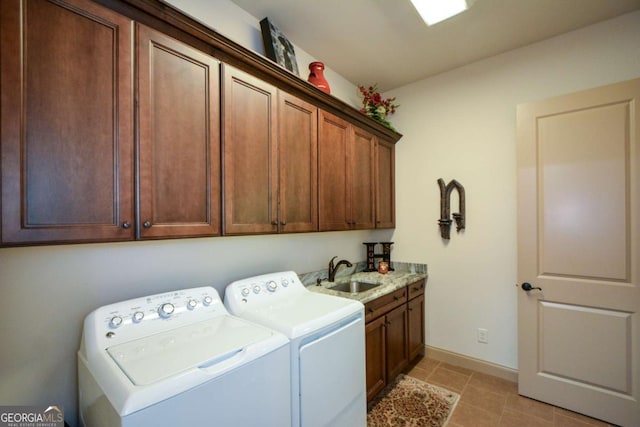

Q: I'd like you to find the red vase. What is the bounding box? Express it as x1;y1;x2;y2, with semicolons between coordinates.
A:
307;62;330;94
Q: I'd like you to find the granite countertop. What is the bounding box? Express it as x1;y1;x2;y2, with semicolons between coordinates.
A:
307;268;427;305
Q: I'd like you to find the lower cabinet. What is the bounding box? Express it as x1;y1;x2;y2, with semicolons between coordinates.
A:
408;280;426;360
385;303;410;381
365;316;387;401
365;279;425;402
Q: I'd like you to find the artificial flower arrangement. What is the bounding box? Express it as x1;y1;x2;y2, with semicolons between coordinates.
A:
358;84;399;131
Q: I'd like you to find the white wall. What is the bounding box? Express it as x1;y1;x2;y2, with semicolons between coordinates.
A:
0;1;383;425
390;10;640;369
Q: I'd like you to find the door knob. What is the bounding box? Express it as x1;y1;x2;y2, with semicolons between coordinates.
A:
521;282;542;292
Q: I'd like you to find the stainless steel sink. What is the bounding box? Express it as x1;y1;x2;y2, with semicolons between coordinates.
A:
329;281;381;294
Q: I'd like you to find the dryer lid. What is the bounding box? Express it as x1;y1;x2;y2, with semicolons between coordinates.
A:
241;292;363;338
107;315;275;386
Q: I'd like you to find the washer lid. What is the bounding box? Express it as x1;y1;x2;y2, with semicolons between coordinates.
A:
107;315;274;386
241;292;363;338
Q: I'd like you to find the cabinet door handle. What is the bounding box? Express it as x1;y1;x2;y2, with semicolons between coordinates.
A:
280;221;287;226
271;221;278;226
122;222;131;229
143;221;152;228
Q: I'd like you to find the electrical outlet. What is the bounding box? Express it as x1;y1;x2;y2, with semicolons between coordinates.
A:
477;328;489;344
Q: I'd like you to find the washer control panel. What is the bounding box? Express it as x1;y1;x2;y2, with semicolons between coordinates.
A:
224;271;305;314
86;286;224;345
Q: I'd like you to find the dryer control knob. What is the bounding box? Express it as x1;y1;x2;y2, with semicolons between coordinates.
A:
281;279;289;287
241;288;250;297
132;311;144;323
158;303;175;318
252;285;261;294
187;299;198;310
266;280;277;292
203;296;213;306
109;315;123;328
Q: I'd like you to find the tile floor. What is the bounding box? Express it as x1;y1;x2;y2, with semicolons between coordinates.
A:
403;357;617;427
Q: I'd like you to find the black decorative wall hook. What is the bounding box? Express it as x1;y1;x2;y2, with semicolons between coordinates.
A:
438;178;466;239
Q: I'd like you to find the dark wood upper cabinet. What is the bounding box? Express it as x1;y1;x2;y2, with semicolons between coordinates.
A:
222;65;278;235
0;0;398;246
319;111;375;231
137;24;221;239
351;126;376;229
376;140;396;228
278;92;318;233
222;65;318;235
318;111;351;231
1;0;134;245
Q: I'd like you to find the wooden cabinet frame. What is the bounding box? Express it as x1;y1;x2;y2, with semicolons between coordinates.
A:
1;0;135;244
365;279;426;402
1;0;400;246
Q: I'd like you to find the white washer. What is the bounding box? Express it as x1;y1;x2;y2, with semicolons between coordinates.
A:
78;286;291;427
224;271;366;427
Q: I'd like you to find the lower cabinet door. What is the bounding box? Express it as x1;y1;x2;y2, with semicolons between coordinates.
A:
408;294;425;361
365;316;387;401
385;304;409;381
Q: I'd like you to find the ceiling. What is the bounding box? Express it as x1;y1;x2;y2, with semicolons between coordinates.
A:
229;0;640;91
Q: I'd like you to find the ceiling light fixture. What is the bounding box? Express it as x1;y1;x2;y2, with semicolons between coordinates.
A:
409;0;474;26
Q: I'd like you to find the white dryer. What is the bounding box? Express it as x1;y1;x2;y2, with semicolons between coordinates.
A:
78;286;291;427
224;271;366;427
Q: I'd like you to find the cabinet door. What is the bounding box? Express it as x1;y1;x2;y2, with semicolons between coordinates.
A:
385;303;409;381
1;0;134;245
318;111;350;231
278;92;318;233
137;25;221;239
365;316;387;401
408;293;425;361
376;139;395;228
223;65;278;235
350;127;376;229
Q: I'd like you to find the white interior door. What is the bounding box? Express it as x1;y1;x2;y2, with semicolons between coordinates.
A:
516;78;640;427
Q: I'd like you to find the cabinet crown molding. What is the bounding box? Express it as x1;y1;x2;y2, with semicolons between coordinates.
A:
103;0;402;143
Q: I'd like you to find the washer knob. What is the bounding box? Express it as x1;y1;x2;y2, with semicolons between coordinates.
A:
158;303;175;318
252;285;261;294
266;280;278;292
281;279;289;287
241;288;250;297
132;311;144;323
187;299;198;310
109;315;123;328
203;296;213;306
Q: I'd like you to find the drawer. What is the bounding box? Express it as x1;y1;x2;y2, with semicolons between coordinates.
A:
408;279;425;300
365;287;406;322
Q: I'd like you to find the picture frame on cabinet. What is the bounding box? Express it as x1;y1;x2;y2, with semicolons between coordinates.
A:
259;17;300;76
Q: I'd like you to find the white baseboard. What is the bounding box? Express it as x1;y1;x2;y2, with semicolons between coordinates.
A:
424;345;518;383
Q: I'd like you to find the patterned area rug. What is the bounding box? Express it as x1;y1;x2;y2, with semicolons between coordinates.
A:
367;374;460;427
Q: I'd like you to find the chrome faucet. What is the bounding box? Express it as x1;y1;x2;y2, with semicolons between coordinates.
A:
328;256;352;282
